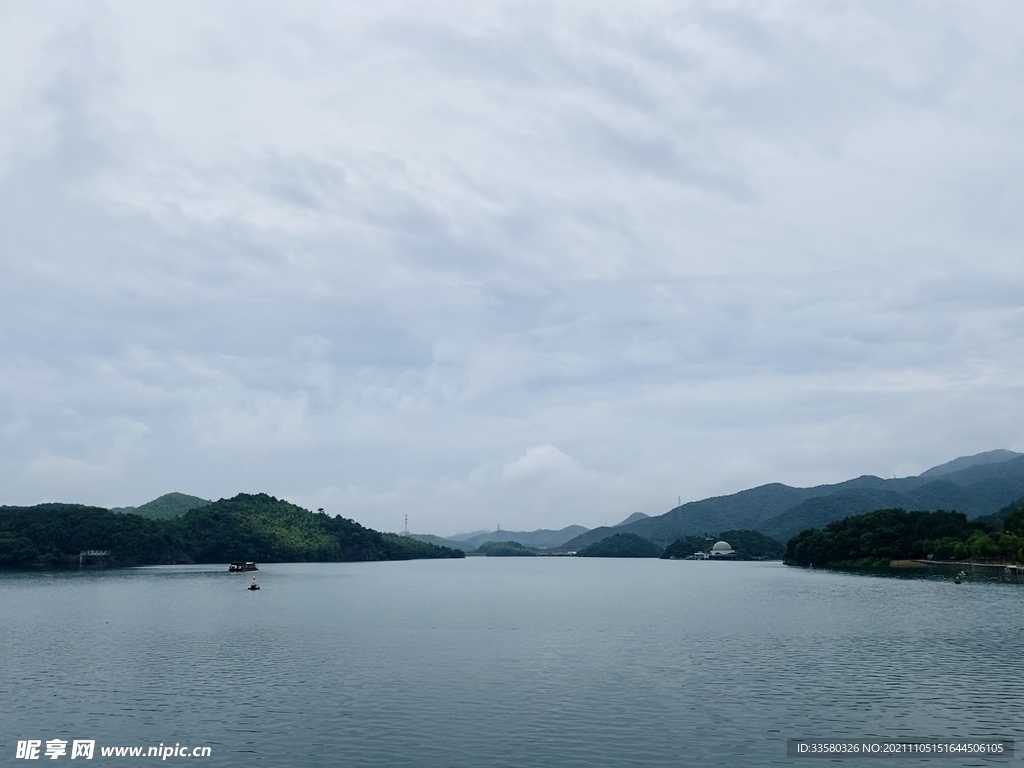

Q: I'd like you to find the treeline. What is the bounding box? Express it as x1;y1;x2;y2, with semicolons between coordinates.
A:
0;493;463;568
661;529;784;560
476;541;537;556
577;532;662;558
784;500;1024;567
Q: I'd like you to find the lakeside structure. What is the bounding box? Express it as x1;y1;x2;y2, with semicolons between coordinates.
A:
709;541;736;560
691;541;737;560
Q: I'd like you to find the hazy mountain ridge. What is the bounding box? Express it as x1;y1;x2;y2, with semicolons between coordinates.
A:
452;526;590;550
917;449;1022;479
564;451;1024;549
408;534;475;552
612;512;650;527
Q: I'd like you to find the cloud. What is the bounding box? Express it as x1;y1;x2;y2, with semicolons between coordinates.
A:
502;444;580;482
1;1;1024;531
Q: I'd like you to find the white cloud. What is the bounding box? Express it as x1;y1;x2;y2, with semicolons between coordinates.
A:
502;445;580;482
2;1;1024;530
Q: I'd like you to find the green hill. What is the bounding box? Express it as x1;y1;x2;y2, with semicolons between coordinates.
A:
661;530;784;560
476;540;537;556
717;529;786;559
577;532;662;558
783;506;1024;567
0;493;463;568
113;492;211;520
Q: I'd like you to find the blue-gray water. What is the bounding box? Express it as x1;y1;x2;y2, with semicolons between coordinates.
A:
2;559;1021;766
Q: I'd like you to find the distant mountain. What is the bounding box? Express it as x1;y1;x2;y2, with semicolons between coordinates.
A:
447;530;492;542
563;451;1024;549
409;534;475;552
454;525;589;550
612;512;650;527
564;482;813;550
917;449;1021;479
476;540;537;557
113;492;211;520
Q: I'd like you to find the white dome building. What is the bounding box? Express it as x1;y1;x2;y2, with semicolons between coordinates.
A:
709;540;736;560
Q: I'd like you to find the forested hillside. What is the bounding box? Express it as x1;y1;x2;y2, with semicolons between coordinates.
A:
661;529;784;560
577;532;662;558
0;493;463;568
784;501;1024;567
112;492;211;520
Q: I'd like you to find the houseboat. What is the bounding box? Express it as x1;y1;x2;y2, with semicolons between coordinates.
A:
229;561;259;572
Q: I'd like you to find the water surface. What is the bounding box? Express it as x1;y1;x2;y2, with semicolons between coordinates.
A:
2;559;1021;766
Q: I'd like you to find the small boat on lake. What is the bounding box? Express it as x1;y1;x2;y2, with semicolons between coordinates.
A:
229;561;258;572
248;577;260;591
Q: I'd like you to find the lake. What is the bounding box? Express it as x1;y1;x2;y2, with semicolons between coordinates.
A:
1;559;1021;766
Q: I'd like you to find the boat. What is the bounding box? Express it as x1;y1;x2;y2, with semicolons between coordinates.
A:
248;577;260;591
229;561;258;572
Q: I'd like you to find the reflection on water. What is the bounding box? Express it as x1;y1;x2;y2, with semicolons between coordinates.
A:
2;560;1022;766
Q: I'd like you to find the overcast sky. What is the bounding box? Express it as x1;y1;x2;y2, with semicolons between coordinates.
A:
2;1;1023;535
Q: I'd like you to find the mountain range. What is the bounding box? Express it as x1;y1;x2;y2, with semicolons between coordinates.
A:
438;511;650;551
445;525;590;551
563;449;1024;549
106;450;1024;553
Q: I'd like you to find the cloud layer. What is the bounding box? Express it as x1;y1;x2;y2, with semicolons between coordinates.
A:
2;1;1023;534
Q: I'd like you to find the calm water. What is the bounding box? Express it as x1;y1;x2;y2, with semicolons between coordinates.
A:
1;559;1021;766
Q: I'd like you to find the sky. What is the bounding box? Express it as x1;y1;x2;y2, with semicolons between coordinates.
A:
2;1;1023;536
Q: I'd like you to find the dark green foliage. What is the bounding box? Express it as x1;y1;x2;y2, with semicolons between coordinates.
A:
784;508;996;567
379;533;465;560
476;540;537;556
0;535;40;566
662;530;784;560
0;503;188;567
661;536;715;559
577;532;662;558
717;530;785;559
183;494;338;562
978;497;1024;534
181;495;463;562
0;494;463;569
